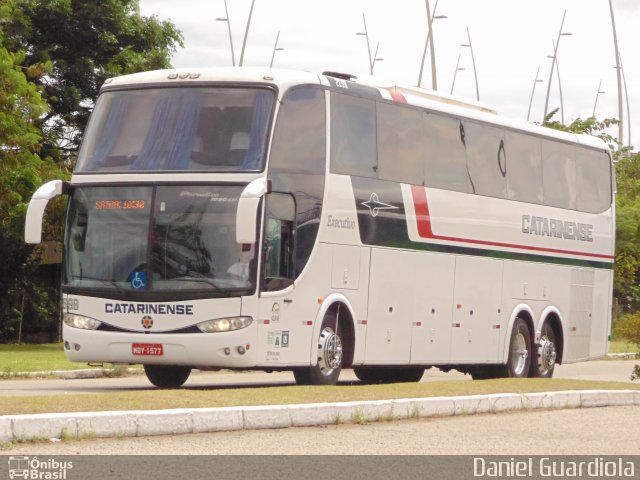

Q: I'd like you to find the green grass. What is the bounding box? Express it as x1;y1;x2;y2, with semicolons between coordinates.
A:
0;378;638;416
608;339;638;354
0;343;105;375
0;342;638;417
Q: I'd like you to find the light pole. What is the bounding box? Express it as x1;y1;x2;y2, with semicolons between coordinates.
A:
608;0;623;145
527;66;543;121
356;13;383;75
543;10;572;121
450;53;464;94
592;80;605;117
460;26;479;101
417;0;447;89
613;54;632;148
619;53;631;148
216;0;235;66
238;0;256;67
371;42;384;74
269;30;284;68
547;38;570;124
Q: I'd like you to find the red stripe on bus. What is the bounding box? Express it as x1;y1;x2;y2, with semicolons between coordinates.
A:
390;92;407;103
410;185;614;261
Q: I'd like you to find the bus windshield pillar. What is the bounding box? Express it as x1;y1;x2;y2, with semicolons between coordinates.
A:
236;178;271;244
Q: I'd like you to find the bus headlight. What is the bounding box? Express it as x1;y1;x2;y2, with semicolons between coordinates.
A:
63;313;102;330
197;316;253;333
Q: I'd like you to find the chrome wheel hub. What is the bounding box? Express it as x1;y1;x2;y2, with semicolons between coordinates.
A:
538;336;557;373
318;327;342;374
512;331;529;376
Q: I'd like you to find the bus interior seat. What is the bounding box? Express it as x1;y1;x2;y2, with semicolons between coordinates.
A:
190;135;206;164
228;131;249;165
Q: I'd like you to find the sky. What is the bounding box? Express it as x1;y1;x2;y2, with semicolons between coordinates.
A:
138;0;639;151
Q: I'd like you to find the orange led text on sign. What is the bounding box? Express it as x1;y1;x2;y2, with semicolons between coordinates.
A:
95;200;146;210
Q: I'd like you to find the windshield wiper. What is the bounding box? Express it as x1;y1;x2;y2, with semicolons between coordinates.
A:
173;271;224;293
72;275;130;297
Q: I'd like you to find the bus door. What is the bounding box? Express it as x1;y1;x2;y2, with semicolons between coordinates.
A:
256;193;297;365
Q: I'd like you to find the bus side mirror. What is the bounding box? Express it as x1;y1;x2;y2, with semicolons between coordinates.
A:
236;178;271;244
25;180;69;244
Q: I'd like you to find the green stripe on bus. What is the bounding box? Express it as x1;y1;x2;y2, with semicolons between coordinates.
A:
379;240;614;270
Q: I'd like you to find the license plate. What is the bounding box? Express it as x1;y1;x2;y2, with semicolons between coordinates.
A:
132;343;164;356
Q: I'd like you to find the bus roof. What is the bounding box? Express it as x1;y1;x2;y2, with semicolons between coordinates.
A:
101;67;609;153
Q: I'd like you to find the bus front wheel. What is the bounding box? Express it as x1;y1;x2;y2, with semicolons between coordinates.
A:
294;313;343;386
144;364;191;388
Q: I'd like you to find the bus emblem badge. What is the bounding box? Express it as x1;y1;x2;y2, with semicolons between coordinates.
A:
362;193;398;217
141;316;154;329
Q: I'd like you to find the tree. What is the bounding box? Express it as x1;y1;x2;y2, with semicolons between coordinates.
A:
0;2;65;341
3;0;183;162
0;0;183;341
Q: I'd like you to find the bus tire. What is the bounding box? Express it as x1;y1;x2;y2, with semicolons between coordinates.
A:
353;367;384;383
294;312;343;386
144;364;191;388
500;318;532;378
532;321;557;378
354;367;424;384
470;365;499;380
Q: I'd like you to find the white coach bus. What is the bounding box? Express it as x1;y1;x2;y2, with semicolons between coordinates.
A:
25;68;615;387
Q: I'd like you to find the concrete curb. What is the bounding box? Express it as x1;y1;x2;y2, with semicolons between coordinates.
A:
1;390;639;443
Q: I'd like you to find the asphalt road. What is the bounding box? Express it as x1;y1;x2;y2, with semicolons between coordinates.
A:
0;359;636;396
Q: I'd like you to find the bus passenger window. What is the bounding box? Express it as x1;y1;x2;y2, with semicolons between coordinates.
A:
542;140;576;210
330;93;377;178
423;113;472;193
464;121;507;198
505;132;543;204
576;149;611;213
376;102;424;185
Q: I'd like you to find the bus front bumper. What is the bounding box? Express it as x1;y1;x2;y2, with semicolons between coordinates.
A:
62;324;259;368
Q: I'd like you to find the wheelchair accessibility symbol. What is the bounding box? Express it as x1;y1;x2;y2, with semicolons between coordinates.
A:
131;271;147;289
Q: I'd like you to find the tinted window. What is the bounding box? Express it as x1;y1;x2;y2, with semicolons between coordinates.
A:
423;113;472;193
377;102;424;185
576;149;611;213
542;140;576;209
263;193;295;292
330;93;377;178
270;88;326;175
464;122;507;198
64;185;255;294
269;86;326;277
76;88;274;172
505;131;543;203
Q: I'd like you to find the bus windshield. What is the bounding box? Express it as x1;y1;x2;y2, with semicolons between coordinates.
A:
64;185;256;295
75;87;274;172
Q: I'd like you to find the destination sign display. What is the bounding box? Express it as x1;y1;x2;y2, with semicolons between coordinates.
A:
95;200;146;210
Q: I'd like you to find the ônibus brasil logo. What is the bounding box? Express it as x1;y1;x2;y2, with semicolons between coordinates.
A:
7;456;73;479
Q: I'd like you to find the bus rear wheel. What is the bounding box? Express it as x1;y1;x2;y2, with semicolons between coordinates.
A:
144;364;191;388
294;312;343;386
532;322;557;378
500;318;532;378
